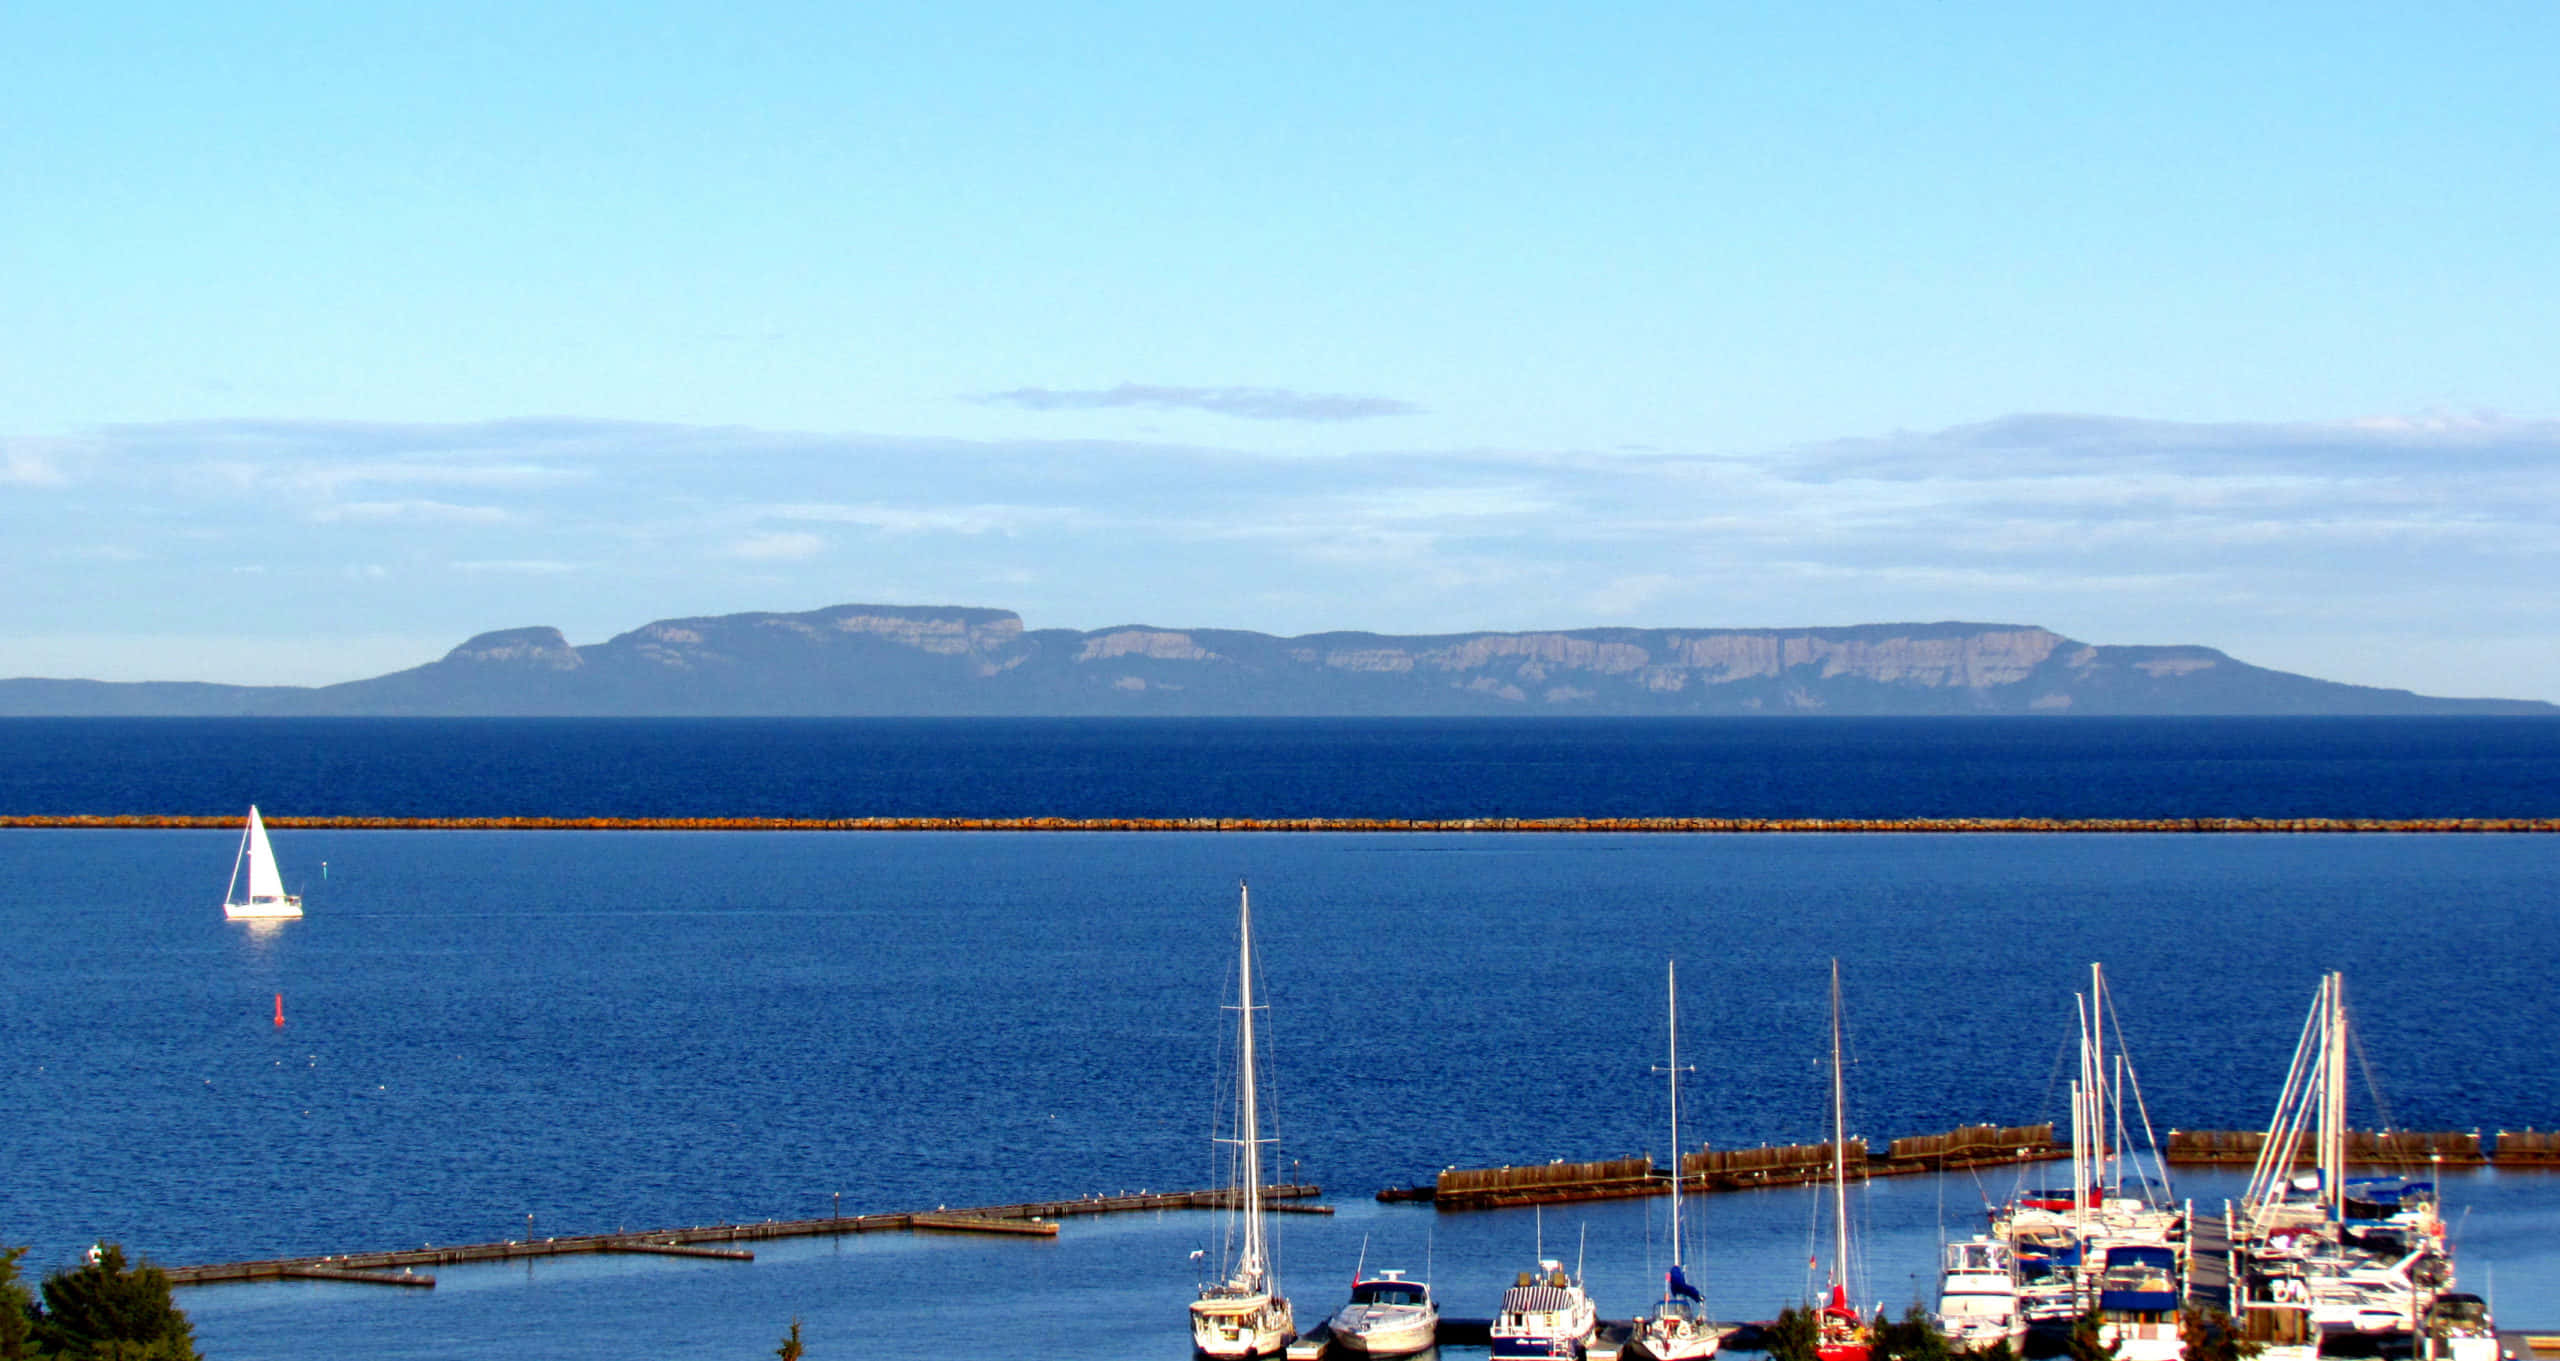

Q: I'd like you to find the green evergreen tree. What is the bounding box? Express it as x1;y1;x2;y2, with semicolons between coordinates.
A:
2;1246;40;1361
1875;1304;1954;1361
1768;1305;1820;1361
29;1245;202;1361
774;1317;804;1360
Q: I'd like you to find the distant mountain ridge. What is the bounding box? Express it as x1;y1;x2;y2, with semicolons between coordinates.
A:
3;603;2549;716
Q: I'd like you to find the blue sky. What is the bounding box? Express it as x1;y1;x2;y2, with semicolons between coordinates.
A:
4;4;2556;697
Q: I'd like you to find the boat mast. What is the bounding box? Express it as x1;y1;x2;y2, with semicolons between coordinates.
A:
1829;958;1850;1299
225;810;255;907
1665;960;1686;1281
2090;963;2109;1197
2322;972;2347;1226
1235;880;1268;1287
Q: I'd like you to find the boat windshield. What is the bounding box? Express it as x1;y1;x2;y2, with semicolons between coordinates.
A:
1353;1282;1427;1306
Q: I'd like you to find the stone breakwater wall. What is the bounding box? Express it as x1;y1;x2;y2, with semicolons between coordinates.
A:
5;815;2558;833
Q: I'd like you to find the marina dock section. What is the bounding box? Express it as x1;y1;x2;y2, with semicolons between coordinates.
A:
1398;1124;2552;1208
165;1184;1325;1290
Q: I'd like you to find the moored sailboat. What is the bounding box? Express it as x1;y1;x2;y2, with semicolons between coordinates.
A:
222;805;303;920
1811;960;1870;1361
1191;880;1295;1358
1634;959;1720;1361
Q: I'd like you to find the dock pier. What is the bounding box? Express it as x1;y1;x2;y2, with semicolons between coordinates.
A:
1401;1125;2059;1208
166;1184;1324;1289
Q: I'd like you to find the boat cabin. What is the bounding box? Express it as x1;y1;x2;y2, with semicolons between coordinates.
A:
1351;1277;1428;1308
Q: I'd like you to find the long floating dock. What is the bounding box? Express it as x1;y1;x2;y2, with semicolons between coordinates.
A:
9;813;2560;833
166;1184;1325;1289
1397;1123;2559;1208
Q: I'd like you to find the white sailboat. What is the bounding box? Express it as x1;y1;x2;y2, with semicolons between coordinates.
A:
1635;959;1719;1361
1191;880;1295;1358
2235;973;2454;1354
1810;960;1870;1361
222;806;303;920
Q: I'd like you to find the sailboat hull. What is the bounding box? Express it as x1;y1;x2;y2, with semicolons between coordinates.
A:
223;896;303;920
1192;1294;1294;1357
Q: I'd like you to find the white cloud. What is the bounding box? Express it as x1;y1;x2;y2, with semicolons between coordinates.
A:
1;441;71;486
730;531;826;561
10;411;2560;699
452;559;580;575
312;499;512;525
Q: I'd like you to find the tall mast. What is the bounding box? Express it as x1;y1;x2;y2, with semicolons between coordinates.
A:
1236;880;1266;1282
2322;972;2347;1225
2090;963;2110;1195
1668;959;1684;1271
1829;958;1849;1295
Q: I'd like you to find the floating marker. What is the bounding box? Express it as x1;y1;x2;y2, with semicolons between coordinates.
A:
274;993;284;1028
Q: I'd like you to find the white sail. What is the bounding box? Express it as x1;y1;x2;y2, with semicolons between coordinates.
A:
243;807;286;902
224;805;303;919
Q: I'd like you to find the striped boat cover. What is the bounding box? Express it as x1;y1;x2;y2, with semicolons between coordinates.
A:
1502;1285;1581;1312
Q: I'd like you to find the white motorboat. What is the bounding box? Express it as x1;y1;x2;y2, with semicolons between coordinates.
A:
222;805;303;920
1190;881;1295;1358
2424;1292;2498;1361
2096;1244;2185;1361
1492;1257;1597;1359
1328;1269;1438;1356
1932;1237;2025;1350
1634;959;1719;1361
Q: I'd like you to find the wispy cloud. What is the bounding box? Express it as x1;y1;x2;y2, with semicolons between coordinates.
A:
2;441;71;486
453;559;581;575
8;411;2560;698
730;531;827;562
973;383;1421;422
312;499;513;525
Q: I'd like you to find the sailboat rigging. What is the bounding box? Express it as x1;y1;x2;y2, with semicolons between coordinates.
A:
1190;880;1295;1357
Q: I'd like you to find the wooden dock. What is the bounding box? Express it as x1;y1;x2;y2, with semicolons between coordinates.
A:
2164;1129;2489;1166
1402;1125;2059;1208
166;1184;1324;1289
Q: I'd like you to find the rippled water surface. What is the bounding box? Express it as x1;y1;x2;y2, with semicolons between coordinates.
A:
4;825;2556;1358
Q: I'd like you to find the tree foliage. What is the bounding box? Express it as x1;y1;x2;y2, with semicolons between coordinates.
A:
1768;1305;1820;1361
25;1244;202;1361
1875;1304;1954;1361
3;1247;39;1361
774;1317;804;1361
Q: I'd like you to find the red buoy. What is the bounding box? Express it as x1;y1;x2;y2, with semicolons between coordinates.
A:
274;993;284;1028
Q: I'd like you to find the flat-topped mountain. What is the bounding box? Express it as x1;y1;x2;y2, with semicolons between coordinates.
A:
4;603;2549;716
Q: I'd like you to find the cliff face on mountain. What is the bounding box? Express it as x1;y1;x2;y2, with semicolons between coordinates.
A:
3;603;2549;716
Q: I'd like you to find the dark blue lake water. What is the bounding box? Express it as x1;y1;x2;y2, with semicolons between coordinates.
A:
3;720;2556;1357
4;716;2558;818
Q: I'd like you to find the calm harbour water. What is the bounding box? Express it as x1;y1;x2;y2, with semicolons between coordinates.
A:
3;826;2557;1358
3;718;2556;1357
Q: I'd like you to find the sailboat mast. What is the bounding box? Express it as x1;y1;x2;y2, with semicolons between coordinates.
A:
2090;963;2110;1195
1668;959;1684;1273
1829;958;1849;1295
1236;880;1267;1282
225;813;254;907
2322;972;2347;1225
